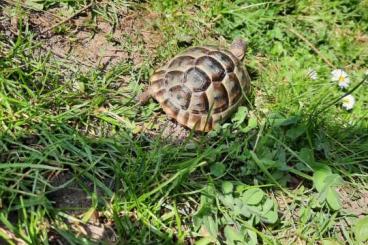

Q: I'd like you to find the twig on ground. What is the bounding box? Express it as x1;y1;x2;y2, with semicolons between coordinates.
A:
38;2;94;35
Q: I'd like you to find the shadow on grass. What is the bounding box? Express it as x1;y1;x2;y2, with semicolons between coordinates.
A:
0;105;367;243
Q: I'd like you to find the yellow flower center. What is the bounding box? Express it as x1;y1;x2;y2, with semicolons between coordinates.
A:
338;75;345;82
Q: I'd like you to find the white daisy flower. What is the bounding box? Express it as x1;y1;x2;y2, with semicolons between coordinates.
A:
307;68;318;80
341;94;355;110
331;69;350;89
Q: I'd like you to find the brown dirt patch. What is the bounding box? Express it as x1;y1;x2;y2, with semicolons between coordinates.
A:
48;220;117;244
28;11;61;32
39;7;163;70
338;185;368;218
139;118;192;144
1;3;164;71
47;171;117;244
0;5;17;40
48;171;94;214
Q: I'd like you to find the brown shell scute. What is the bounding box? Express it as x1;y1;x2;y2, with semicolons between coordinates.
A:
185;68;211;92
211;83;229;113
168;56;195;69
195;56;226;82
165;71;184;87
209;51;235;72
149;44;251;132
190;92;209;114
186;47;209;55
162;98;180;118
224;73;242;103
169;85;191;110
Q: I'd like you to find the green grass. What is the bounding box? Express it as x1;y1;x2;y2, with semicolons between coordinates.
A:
1;0;368;244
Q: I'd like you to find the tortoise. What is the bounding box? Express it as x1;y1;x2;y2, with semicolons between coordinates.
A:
138;38;251;132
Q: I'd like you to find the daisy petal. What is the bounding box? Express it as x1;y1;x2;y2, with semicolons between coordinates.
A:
307;68;318;80
338;77;350;89
342;94;355;110
331;69;348;81
331;69;350;89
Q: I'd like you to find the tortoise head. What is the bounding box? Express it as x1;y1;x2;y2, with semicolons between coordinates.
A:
229;38;247;61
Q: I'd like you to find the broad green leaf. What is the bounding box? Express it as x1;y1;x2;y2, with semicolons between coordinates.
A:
324;174;343;187
242;188;264;205
261;198;278;224
233;199;243;215
240;206;251;218
262;209;278;224
247;115;258;129
202;215;218;238
247;205;262;215
313;165;332;192
210;163;226;177
268;113;287;127
286;125;306;139
193;215;202;230
269;114;299;127
317;187;328;203
294;162;312;172
313;165;343;209
354;216;368;242
299;206;311;224
247;229;258;245
276;149;286;163
326;188;341;211
262;158;277;169
224;225;244;243
321;239;342;245
221;212;235;225
219;194;234;209
258;147;273;160
222;181;234;195
194;191;213;217
241;115;258;133
25;0;44;10
254;215;261;225
271;41;284;55
236;184;250;193
232;106;248;126
262;198;274;213
299;148;315;165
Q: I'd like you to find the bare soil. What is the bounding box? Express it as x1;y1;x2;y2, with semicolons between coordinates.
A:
1;2;163;70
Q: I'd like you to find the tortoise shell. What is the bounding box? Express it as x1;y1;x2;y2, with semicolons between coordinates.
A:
147;44;251;132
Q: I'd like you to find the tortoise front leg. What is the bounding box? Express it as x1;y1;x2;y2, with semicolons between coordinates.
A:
137;87;152;105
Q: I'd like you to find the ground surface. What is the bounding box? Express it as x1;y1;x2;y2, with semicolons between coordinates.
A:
0;0;368;244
